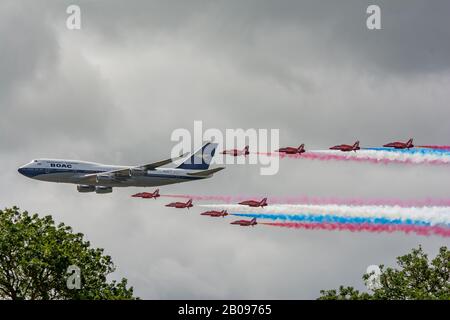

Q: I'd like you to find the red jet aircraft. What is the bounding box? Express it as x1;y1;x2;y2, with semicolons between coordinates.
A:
277;144;305;155
131;189;160;199
238;198;268;208
230;218;257;226
200;210;228;217
383;138;414;149
165;199;193;209
221;145;250;156
329;141;360;152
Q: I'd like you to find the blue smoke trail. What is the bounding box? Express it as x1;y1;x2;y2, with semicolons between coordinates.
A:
231;213;432;226
364;147;450;156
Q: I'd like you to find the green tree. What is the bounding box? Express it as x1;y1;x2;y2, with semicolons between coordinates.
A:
319;246;450;300
0;206;136;299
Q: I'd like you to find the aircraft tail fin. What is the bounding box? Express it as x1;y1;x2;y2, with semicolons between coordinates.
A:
353;141;360;149
298;144;305;151
407;138;414;147
251;218;257;224
186;199;193;206
244;145;250;154
154;189;160;196
260;197;268;206
177;142;218;170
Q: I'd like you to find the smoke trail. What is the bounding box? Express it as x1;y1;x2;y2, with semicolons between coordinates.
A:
161;194;253;203
364;147;450;156
202;204;450;225
231;213;433;226
261;222;450;238
257;150;450;166
418;145;450;151
163;193;450;207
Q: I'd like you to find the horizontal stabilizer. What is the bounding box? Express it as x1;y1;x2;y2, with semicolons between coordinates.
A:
142;152;189;170
186;167;225;176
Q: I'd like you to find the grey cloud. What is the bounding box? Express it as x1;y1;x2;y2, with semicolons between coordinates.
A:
63;0;450;77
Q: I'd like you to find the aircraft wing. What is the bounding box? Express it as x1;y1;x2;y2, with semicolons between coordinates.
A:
78;153;189;183
139;152;188;170
186;167;225;177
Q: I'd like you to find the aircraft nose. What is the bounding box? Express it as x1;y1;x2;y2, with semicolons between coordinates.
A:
18;166;28;176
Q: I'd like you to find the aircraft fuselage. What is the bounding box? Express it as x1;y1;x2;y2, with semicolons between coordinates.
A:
18;159;207;188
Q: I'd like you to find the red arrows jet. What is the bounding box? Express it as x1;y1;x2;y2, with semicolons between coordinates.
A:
230;218;257;226
383;138;414;149
200;210;228;217
165;199;193;209
131;189;160;199
277;144;305;155
329;141;360;152
238;198;268;208
221;145;250;156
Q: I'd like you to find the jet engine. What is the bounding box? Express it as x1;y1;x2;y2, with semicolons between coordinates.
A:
77;185;95;193
95;186;113;194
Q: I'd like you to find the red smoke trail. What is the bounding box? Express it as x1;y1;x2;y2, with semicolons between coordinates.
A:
418;146;450;151
161;194;450;207
257;151;450;166
161;194;253;203
264;196;450;207
260;222;450;237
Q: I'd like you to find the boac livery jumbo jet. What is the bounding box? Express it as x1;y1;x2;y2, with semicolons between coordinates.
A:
18;142;224;194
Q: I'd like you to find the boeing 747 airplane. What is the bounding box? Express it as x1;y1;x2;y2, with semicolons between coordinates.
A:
18;142;224;194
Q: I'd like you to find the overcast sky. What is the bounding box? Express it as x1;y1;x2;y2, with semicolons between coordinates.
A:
1;0;450;299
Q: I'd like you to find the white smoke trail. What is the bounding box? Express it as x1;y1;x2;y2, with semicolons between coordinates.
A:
200;204;450;225
309;149;450;165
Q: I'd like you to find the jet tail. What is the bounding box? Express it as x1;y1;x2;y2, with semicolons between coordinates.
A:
407;138;414;147
177;142;218;170
260;197;268;206
353;141;360;150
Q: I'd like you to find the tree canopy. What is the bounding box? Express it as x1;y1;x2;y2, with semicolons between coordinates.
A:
0;206;136;299
319;245;450;300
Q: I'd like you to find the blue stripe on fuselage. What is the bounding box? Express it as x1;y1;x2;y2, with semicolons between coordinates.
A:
17;167;204;180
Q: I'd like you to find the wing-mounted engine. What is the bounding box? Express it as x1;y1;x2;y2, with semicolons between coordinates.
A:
77;185;95;193
95;186;113;194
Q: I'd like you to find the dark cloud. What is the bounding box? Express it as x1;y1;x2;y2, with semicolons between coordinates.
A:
65;0;450;76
